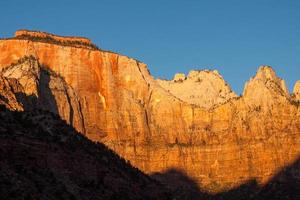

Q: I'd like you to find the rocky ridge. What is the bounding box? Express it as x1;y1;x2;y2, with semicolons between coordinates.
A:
0;30;299;193
294;80;300;101
15;30;92;45
243;66;290;107
13;30;98;50
157;69;237;109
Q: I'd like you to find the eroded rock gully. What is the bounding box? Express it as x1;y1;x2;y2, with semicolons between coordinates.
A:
0;30;299;193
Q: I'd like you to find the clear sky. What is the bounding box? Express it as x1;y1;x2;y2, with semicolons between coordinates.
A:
1;0;299;94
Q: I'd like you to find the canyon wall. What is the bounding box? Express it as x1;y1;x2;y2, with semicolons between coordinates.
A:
0;31;299;192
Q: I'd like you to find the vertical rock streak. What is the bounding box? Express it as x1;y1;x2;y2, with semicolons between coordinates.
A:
0;32;299;192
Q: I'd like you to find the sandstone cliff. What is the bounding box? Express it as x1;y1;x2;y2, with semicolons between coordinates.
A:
157;69;237;109
294;80;300;101
1;56;85;133
0;30;299;193
15;30;92;45
243;66;290;107
0;75;23;111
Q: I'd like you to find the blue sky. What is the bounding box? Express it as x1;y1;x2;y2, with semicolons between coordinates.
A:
1;0;299;94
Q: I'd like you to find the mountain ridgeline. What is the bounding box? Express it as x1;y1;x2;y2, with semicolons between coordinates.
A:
0;30;299;199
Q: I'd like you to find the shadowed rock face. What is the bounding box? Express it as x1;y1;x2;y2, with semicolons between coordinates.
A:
0;107;170;200
0;76;24;111
1;56;85;133
0;31;299;193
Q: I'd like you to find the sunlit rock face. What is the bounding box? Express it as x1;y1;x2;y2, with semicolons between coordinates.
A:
243;66;290;107
294;80;300;100
0;56;85;133
0;75;24;111
1;57;40;97
157;69;237;109
15;30;93;48
0;30;299;193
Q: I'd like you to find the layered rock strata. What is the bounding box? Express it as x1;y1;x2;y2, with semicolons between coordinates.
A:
15;30;92;45
157;70;237;109
0;31;299;192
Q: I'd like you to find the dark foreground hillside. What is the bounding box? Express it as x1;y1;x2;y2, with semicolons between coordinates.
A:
1;105;299;200
0;106;170;200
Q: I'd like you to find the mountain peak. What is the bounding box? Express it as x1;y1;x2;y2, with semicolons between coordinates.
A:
157;69;237;109
256;65;276;79
243;66;289;106
294;80;300;100
173;73;186;82
0;30;299;195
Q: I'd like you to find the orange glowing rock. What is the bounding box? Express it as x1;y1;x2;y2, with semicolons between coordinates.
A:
0;30;299;193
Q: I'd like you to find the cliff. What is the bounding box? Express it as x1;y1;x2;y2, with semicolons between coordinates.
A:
294;80;300;101
13;30;98;50
157;69;237;109
15;30;92;45
0;30;299;193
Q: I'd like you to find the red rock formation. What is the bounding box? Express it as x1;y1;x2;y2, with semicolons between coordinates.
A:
0;76;23;111
15;29;92;45
1;56;85;133
0;31;299;193
157;69;237;109
294;81;300;101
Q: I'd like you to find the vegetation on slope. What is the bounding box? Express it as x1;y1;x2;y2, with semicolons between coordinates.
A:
0;106;170;200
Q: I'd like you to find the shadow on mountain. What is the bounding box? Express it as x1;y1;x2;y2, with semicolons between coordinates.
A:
151;157;300;200
0;93;9;104
0;104;170;200
11;66;59;115
0;62;299;199
36;67;59;114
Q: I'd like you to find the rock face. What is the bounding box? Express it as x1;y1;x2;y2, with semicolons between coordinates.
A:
294;80;300;100
0;31;299;193
243;66;290;106
15;30;92;47
173;73;186;82
0;76;24;111
1;56;40;96
0;56;85;133
14;30;97;50
157;70;237;109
